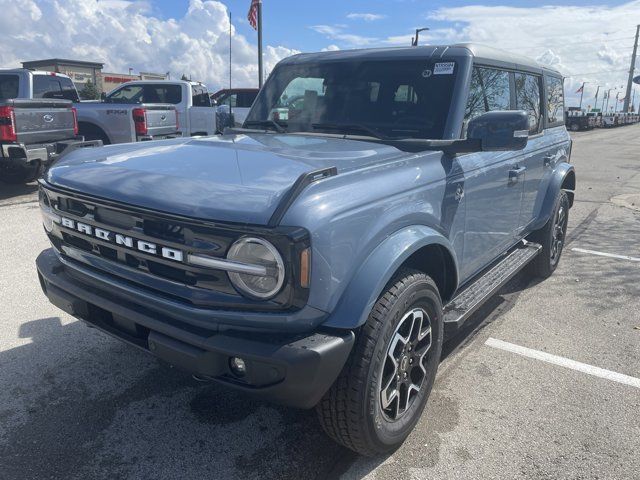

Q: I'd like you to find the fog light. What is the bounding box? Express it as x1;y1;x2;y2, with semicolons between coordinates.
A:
229;357;247;377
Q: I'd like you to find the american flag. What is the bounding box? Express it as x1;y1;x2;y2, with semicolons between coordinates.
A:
248;0;260;30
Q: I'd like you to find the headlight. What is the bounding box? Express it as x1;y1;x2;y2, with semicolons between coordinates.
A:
39;189;59;233
227;237;285;299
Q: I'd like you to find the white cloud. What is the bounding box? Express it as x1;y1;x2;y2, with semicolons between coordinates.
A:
0;0;298;91
321;44;341;52
426;1;640;105
309;25;376;47
346;13;386;22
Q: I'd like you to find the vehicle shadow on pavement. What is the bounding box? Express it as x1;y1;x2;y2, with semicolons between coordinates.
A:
0;181;38;201
0;269;540;480
0;316;368;480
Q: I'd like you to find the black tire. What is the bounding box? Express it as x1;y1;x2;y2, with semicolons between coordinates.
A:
527;190;570;278
79;124;111;145
0;160;41;184
316;269;444;456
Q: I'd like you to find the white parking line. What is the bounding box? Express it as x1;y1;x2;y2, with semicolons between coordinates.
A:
571;247;640;262
485;338;640;389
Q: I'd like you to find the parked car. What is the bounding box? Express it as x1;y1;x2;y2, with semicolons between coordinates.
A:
0;69;89;184
102;80;216;137
211;88;259;127
36;44;574;456
565;111;595;131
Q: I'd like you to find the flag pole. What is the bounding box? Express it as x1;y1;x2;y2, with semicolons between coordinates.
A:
229;11;232;90
258;0;264;87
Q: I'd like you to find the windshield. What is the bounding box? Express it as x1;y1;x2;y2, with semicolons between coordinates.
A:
0;74;19;100
246;59;457;139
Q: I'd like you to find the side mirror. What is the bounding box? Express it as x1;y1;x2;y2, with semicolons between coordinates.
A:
100;92;107;101
211;98;218;106
467;111;529;152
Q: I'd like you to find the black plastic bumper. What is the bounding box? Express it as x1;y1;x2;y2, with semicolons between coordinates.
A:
36;249;354;409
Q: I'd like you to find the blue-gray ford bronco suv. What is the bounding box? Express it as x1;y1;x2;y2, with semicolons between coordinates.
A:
36;44;574;456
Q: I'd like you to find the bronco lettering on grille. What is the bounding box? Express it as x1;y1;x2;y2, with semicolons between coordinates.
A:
60;216;184;262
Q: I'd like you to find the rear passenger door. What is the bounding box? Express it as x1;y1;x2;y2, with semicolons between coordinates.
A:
458;66;525;280
514;72;546;230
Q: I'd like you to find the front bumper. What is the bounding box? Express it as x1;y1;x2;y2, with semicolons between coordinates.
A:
36;249;354;409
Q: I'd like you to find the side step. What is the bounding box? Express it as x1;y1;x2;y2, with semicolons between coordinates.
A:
443;242;542;335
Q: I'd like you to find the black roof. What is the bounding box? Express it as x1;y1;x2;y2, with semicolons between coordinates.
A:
280;43;562;77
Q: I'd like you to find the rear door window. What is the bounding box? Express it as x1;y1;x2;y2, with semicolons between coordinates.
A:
191;85;211;107
515;73;542;134
33;75;79;101
0;74;19;99
545;76;565;127
238;91;258;107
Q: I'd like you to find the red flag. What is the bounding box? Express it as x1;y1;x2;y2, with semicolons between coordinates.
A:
576;85;584;94
248;0;259;30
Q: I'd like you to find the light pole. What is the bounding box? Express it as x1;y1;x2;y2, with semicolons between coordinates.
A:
411;27;430;46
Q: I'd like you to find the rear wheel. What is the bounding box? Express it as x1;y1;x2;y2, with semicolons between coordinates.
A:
527;190;570;278
316;269;443;456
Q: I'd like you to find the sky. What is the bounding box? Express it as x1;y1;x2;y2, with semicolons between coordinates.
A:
1;0;640;107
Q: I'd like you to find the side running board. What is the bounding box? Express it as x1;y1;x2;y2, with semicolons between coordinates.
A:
443;241;542;335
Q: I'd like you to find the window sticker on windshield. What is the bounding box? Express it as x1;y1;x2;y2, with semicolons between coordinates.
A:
434;62;455;75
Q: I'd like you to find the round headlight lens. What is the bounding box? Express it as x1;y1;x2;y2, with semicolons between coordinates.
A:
227;237;285;299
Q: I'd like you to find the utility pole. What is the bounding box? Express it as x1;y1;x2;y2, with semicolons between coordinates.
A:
594;85;601;111
623;25;640;113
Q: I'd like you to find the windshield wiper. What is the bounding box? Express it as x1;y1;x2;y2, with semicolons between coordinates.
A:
312;123;390;140
243;119;287;133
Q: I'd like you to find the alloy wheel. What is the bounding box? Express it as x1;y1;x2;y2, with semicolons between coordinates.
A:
379;308;432;421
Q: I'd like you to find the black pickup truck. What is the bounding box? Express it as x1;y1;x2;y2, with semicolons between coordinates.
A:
0;70;89;184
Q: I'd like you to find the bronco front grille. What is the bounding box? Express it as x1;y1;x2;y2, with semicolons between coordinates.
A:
41;185;309;311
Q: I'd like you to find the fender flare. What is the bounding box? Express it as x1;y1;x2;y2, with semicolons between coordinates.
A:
322;225;459;330
531;162;575;231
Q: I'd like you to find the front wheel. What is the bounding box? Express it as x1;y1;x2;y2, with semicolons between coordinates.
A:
527;190;570;278
316;269;443;456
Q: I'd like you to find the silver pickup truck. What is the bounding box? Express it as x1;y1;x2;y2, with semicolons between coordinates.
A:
76;101;179;145
0;70;88;184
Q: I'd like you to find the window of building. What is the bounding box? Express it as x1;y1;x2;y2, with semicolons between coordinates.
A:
515;73;543;134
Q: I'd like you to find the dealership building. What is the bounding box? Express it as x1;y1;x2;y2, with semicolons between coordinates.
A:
21;58;168;95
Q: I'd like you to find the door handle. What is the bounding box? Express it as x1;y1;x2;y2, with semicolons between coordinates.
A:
508;166;526;184
454;184;464;202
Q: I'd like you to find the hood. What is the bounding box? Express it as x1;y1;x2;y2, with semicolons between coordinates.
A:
46;133;407;225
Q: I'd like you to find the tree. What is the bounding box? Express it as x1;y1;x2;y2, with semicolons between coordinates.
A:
181;74;190;81
79;80;100;100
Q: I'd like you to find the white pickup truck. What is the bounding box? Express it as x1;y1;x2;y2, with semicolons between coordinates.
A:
102;80;216;137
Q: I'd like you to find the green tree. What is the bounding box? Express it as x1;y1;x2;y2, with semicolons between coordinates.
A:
79;80;99;100
181;74;190;81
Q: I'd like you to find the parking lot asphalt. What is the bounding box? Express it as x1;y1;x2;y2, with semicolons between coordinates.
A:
1;126;639;480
